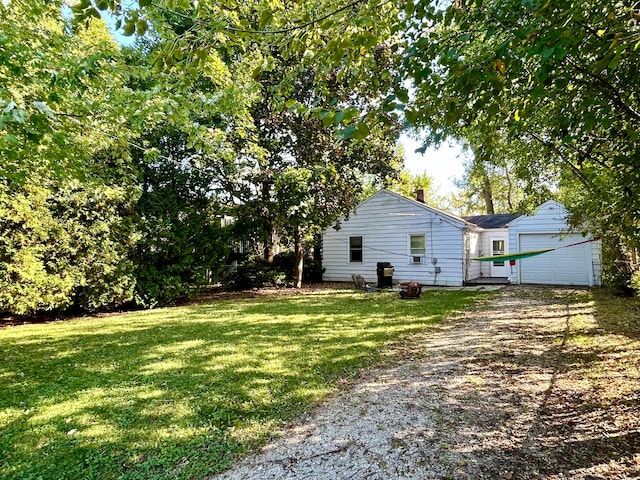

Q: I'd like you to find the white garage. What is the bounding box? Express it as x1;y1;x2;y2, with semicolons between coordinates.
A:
519;234;593;286
508;201;601;287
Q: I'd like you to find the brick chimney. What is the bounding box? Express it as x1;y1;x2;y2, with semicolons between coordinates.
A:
415;189;425;203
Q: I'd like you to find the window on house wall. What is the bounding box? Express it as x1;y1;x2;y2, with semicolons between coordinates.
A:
349;236;363;262
409;234;426;264
492;239;505;266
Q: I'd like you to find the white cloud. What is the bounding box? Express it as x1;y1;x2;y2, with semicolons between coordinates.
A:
399;133;469;194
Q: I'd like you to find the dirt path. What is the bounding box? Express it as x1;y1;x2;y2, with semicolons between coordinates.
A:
214;286;640;479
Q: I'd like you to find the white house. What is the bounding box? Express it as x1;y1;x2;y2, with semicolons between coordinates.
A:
322;190;601;287
322;189;480;287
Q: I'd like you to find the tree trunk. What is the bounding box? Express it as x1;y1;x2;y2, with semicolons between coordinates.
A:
294;224;304;288
313;233;322;261
264;228;278;264
474;145;495;214
481;172;495;214
261;180;276;263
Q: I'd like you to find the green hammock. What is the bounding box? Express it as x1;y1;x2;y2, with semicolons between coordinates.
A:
471;248;555;262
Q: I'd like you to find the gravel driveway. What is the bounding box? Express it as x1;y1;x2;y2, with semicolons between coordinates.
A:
214;286;640;479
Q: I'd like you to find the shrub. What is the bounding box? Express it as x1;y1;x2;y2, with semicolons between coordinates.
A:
0;181;138;315
271;252;325;282
630;271;640;297
224;257;288;290
302;257;325;282
224;252;325;291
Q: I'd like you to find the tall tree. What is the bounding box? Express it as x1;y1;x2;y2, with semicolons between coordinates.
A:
70;0;640;290
373;170;435;203
401;0;640;287
117;21;255;306
450;130;552;215
225;57;401;287
0;2;140;314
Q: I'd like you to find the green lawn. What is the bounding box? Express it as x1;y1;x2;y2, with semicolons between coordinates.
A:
0;288;487;479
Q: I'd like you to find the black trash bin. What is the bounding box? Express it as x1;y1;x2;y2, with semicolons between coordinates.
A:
376;262;394;288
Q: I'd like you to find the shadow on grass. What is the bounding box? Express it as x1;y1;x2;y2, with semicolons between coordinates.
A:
0;289;485;479
430;287;640;478
591;288;640;339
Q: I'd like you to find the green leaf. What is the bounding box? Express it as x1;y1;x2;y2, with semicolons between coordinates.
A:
11;108;27;124
353;122;370;140
608;50;622;70
404;109;418;124
259;10;273;28
322;112;335;128
3;101;17;114
382;101;397;112
342;107;359;122
396;88;409;104
320;19;334;30
541;47;554;60
139;0;152;6
337;125;357;140
4;133;19;145
136;20;148;36
405;0;415;16
33;101;54;118
415;145;427;154
122;20;135;36
486;103;499;117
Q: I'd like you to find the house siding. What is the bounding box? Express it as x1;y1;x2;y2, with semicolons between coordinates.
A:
322;190;467;286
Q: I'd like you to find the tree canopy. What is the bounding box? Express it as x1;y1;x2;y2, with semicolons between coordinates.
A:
0;0;405;314
401;0;640;286
3;0;640;314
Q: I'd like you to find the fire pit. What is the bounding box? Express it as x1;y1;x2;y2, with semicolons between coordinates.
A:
399;282;423;299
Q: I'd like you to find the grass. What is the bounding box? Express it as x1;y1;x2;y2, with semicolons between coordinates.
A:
516;287;640;475
0;287;488;480
568;288;640;401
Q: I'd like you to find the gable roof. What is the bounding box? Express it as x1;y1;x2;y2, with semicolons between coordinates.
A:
463;213;522;229
359;189;477;229
506;200;567;228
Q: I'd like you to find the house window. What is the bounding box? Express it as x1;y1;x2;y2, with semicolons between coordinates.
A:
409;234;426;264
349;236;363;262
492;239;505;266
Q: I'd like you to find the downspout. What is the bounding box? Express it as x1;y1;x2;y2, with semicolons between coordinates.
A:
430;216;443;286
462;226;468;285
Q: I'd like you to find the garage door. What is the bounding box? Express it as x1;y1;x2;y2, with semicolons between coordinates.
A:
519;234;592;286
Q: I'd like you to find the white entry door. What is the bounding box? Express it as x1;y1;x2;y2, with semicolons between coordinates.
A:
489;236;508;277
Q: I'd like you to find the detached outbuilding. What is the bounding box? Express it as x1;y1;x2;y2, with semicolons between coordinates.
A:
321;190;601;287
506;200;601;286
